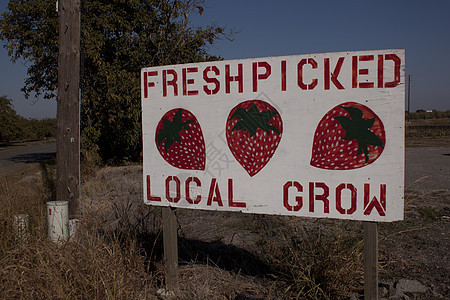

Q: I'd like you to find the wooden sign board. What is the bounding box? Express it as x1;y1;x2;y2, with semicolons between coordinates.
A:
141;49;404;222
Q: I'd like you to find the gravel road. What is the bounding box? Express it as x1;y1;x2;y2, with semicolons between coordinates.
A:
1;143;449;191
405;146;450;192
0;142;56;175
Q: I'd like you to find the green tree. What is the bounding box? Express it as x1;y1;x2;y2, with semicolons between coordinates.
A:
1;0;227;163
0;95;21;142
20;117;57;140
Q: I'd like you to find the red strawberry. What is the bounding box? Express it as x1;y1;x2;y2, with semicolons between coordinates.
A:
155;108;205;170
226;100;283;177
310;101;385;170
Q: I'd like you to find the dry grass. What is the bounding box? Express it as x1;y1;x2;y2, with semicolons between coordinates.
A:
2;162;447;299
0;163;366;299
176;263;273;299
0;233;154;299
248;216;364;299
0;163;157;299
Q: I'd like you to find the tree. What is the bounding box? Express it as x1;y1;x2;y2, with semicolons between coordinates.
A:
1;0;227;163
0;95;57;142
0;95;21;142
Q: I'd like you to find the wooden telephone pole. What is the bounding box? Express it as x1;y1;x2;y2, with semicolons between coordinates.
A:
56;0;81;218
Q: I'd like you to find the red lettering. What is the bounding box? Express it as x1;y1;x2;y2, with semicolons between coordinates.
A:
182;67;198;96
281;60;287;91
252;61;271;92
384;54;401;88
324;57;345;90
203;66;220;95
363;183;386;216
377;54;384;88
283;181;303;211
185;177;201;204
297;58;318;90
309;182;330;213
225;64;243;94
165;176;181;203
146;175;161;201
143;71;157;98
335;183;357;215
163;69;178;97
352;55;374;89
228;178;245;207
207;178;223;206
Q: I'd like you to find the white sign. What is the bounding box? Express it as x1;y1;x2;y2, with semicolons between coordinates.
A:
141;49;405;222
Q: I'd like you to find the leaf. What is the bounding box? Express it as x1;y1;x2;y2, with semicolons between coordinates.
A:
334;116;352;129
233;120;257;137
181;119;195;130
158;109;196;153
157;128;166;146
341;106;363;120
266;124;280;135
334;105;384;163
229;102;279;137
365;130;384;148
172;108;183;126
248;103;259;115
228;107;250;121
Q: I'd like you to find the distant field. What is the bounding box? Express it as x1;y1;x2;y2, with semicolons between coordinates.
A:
406;117;450;128
405;117;450;147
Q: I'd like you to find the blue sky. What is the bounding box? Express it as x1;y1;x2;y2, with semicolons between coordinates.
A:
1;0;450;119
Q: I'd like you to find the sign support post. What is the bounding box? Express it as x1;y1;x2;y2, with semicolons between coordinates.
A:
162;207;178;291
364;221;378;299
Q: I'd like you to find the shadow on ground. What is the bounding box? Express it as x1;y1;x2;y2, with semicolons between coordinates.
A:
134;232;273;278
39;158;56;202
10;152;56;164
177;238;273;276
0;143;23;149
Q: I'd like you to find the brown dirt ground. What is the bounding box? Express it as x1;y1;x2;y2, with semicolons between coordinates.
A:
80;161;449;299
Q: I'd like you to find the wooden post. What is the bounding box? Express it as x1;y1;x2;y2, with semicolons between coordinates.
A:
364;221;378;299
407;74;411;121
56;0;81;219
162;207;178;291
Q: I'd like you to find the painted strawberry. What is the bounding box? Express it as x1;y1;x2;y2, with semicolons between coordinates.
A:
310;101;385;170
226;100;283;177
155;108;205;170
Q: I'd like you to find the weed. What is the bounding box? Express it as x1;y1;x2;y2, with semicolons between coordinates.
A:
251;217;364;299
419;207;442;221
0;166;158;299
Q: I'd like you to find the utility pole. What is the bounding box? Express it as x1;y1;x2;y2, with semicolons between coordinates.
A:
56;0;81;218
407;75;411;121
